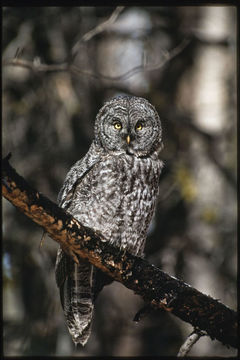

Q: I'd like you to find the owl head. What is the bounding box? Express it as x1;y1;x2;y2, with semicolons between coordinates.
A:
94;96;162;157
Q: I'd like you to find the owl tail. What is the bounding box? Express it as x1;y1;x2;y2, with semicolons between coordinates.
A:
63;261;94;346
56;249;94;346
56;249;113;346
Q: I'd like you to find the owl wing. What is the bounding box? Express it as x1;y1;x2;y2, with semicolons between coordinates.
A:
57;142;103;209
56;142;103;288
55;143;113;345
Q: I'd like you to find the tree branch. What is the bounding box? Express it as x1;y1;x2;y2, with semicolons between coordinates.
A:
2;154;237;349
70;6;125;62
2;38;190;81
2;58;69;74
75;6;125;43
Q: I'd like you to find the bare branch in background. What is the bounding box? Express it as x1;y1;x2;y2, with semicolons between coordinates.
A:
2;58;69;73
72;6;125;56
83;6;125;42
3;38;190;81
71;6;125;62
2;5;189;82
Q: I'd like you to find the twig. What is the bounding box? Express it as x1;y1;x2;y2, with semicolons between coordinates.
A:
14;47;24;59
71;6;125;61
2;58;69;73
82;6;125;42
177;329;207;357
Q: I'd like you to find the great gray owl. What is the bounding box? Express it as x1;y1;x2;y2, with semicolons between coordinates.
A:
55;95;163;346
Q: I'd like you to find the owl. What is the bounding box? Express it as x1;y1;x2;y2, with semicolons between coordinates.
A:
55;95;163;346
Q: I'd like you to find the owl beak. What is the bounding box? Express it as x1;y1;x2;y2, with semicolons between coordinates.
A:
126;135;131;145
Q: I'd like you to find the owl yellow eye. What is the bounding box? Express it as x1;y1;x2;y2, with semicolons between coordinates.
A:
114;122;122;130
136;122;143;131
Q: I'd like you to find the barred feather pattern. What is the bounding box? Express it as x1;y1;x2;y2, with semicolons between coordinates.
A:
55;96;163;346
56;249;95;346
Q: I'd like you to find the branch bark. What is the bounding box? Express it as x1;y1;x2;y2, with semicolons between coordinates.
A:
2;154;237;349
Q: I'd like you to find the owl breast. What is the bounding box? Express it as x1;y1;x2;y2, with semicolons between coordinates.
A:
67;153;162;256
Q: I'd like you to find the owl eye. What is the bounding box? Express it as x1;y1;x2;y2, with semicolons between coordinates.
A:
113;121;122;130
136;121;143;131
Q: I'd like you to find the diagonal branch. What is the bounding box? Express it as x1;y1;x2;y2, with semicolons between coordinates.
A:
2;154;237;349
81;6;125;42
71;6;125;62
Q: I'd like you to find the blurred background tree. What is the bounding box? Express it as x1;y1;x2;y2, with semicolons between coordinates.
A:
2;6;237;356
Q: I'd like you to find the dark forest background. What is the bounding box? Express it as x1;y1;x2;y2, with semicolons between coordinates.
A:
2;6;237;356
